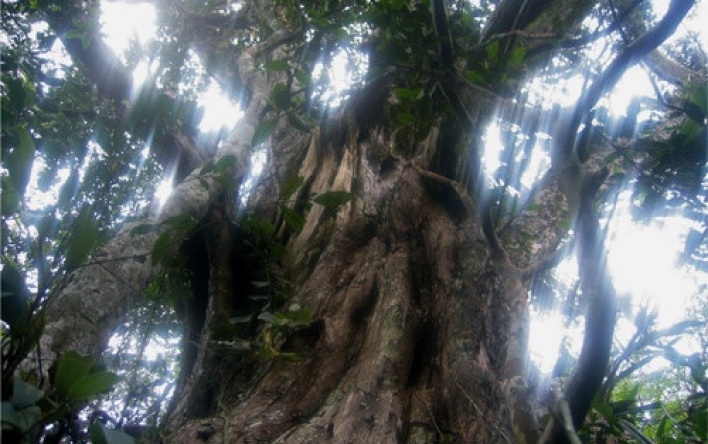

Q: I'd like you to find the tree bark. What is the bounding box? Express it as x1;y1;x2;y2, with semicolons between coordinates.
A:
23;0;698;442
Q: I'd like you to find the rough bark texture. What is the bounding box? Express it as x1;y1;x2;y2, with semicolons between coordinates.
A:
22;0;697;442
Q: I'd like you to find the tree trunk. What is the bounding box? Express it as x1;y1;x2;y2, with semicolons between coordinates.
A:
160;93;568;442
23;0;695;441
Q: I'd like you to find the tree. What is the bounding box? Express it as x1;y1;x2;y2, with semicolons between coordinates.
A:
2;0;705;442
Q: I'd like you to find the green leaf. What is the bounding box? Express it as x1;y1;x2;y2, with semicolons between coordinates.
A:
313;190;352;212
271;83;290;110
1;401;41;434
90;422;136;444
65;207;99;270
264;60;289;72
282;206;305;233
162;214;197;231
393;87;424;101
54;351;94;400
67;372;120;402
466;70;488;85
684;101;705;123
251;119;278;148
215;154;237;173
287;112;310;132
5;125;36;195
58;169;80;206
396;111;415;125
12;377;44;409
200;162;215;175
1;176;21;216
286;304;311;326
151;231;172;266
130;223;158;236
508;46;526;68
1;264;29;329
295;70;311;86
279;176;304;200
485;40;500;62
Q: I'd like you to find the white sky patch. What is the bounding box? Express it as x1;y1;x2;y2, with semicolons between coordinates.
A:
100;1;156;59
154;178;174;207
481;122;504;181
528;310;565;374
605;192;702;327
198;81;244;133
24;158;71;211
131;58;160;92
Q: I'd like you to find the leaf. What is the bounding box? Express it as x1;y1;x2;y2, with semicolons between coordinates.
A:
485;40;500;62
1;176;21;216
287;112;310;132
282;206;305;233
393;87;424;101
1;401;41;434
200;162;215;175
508;46;526;68
89;422;136;444
65;207;99;270
264;60;289;72
58;169;80;207
271;83;290;110
294;70;311;86
130;223;158;236
313;190;352;212
279;176;304;201
286;304;311;326
258;311;280;324
162;214;197;231
54;351;94;400
683;100;705;123
396;111;415;125
215;154;237;173
12;377;44;409
5;125;36;195
1;264;29;329
251;118;277;148
466;70;488;85
228;314;253;324
67;371;120;402
151;231;172;266
251;281;270;288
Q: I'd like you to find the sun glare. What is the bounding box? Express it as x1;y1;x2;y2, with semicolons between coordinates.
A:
197;82;244;133
100;1;156;59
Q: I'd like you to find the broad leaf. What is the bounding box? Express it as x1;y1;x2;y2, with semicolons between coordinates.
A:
1;176;21;216
393;87;423;101
12;377;44;409
54;351;94;400
287;112;310;132
5;125;35;195
65;207;98;270
151;231;172;266
215;154;237;173
130;223;158;236
67;371;120;402
279;176;304;200
89;422;136;444
264;60;289;72
282;206;305;233
251;118;278;148
313;190;352;212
